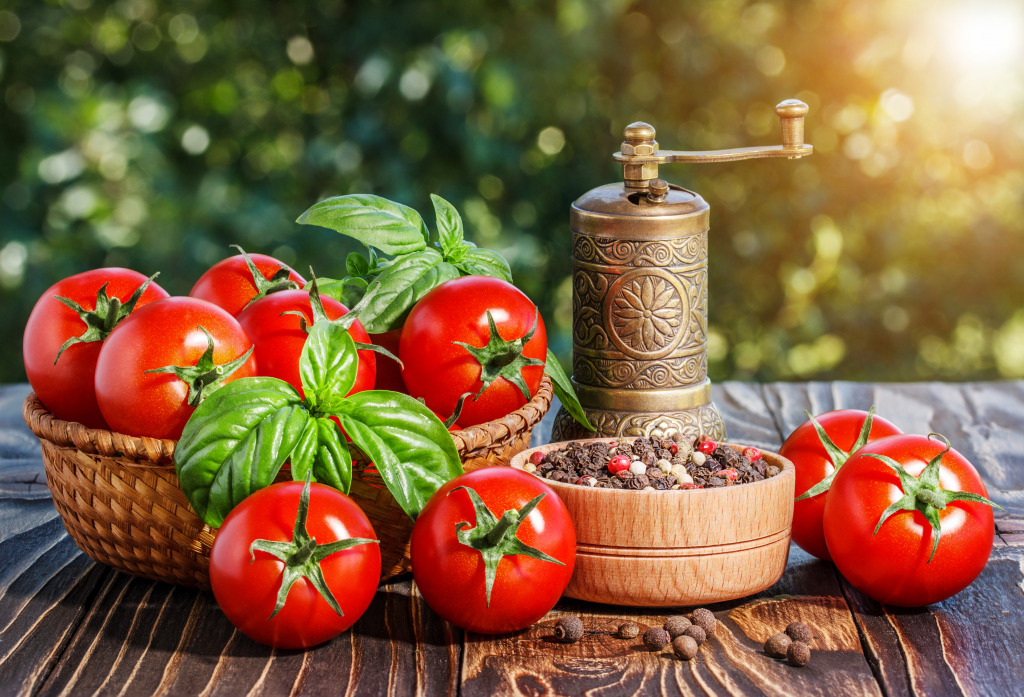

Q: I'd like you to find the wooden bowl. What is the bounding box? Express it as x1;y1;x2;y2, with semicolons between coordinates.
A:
510;439;795;607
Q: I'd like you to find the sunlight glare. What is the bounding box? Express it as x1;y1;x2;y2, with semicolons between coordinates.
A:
944;2;1024;70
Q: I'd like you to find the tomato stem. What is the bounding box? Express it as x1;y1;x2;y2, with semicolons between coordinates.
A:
794;406;878;502
233;244;302;311
451;310;545;403
145;326;254;407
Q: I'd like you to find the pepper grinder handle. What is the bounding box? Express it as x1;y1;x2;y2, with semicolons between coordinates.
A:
775;99;809;153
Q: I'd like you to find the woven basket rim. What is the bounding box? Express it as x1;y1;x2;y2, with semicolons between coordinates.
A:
22;375;554;462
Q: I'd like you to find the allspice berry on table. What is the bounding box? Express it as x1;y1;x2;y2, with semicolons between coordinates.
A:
786;621;814;644
672;635;699;661
787;641;811;667
664;615;692;638
690;608;717;638
643;627;671;651
617;622;640;640
554;616;584;643
764;632;792;658
682;624;706;646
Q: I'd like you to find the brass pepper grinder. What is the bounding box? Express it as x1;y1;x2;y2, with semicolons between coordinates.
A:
552;99;813;442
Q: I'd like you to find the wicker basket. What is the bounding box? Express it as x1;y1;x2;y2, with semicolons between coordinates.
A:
22;377;553;590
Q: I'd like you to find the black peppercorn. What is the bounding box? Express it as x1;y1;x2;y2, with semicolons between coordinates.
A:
682;624;706;646
672;635;699;661
764;632;792;658
786;621;813;644
642;627;671;651
554;616;584;643
616;622;640;640
664;615;691;638
787;641;811;667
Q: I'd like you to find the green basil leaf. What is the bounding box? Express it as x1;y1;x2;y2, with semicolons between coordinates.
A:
288;416;319;484
311;417;352;493
455;247;513;282
431;194;465;260
544;349;595;431
299;321;358;413
346;252;370;277
357;249;460;333
337;391;463;519
317;276;369;308
174;378;309;527
297;194;429;255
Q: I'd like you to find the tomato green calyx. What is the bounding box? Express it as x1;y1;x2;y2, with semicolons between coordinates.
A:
249;474;379;620
234;245;302;311
451;485;565;607
865;433;1003;563
145;326;255;407
794;406;878;502
452;310;545;402
52;273;159;364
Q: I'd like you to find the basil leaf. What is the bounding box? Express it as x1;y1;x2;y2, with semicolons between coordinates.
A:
544;349;595;431
431;194;465;260
297;194;429;255
357;249;460;333
337;391;463;519
317;276;369;308
455;247;513;282
299;321;358;413
311;416;352;494
288;416;320;483
174;378;309;527
346;252;370;277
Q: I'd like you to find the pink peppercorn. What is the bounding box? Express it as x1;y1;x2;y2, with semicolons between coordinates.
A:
669;443;679;454
607;454;631;475
698;440;717;455
529;451;546;466
720;468;739;482
742;447;761;461
681;483;702;490
577;475;598;487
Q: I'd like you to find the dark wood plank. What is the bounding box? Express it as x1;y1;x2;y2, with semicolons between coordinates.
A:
0;384;48;498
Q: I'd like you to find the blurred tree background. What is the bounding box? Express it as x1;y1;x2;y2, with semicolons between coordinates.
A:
2;0;1024;384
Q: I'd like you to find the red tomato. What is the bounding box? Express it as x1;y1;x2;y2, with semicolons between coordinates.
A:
22;268;169;428
210;479;381;649
190;252;305;317
237;289;375;396
779;409;902;561
369;329;408;393
94;297;257;440
410;467;575;634
823;434;997;606
400;276;546;428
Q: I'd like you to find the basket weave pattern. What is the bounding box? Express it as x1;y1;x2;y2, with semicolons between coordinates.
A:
23;377;553;590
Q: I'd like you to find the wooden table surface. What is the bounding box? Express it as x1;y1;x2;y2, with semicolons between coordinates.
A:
2;381;1022;697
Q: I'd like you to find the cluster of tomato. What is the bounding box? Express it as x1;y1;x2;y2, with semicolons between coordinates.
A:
779;409;1000;607
23;252;577;650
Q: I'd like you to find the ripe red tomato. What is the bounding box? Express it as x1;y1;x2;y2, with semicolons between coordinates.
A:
190;251;305;316
369;329;408;393
410;467;575;634
400;276;546;428
237;289;375;396
823;434;997;606
779;409;902;561
22;268;169;428
94;297;257;440
210;479;381;649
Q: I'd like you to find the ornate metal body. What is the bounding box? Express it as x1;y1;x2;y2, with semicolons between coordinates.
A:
552;100;812;442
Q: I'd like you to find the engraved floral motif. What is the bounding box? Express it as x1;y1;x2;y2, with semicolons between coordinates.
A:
573;354;706;389
611;276;682;353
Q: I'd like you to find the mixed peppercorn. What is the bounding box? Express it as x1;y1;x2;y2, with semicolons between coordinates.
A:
525;435;780;490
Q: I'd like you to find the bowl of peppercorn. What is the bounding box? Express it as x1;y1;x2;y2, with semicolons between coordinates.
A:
510;435;795;607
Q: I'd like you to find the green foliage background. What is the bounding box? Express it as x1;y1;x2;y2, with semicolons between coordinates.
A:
3;0;1024;384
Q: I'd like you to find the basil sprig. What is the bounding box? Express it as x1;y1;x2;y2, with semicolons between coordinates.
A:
174;321;463;528
297;193;512;334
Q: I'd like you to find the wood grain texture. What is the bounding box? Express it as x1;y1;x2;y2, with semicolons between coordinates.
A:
510;440;795;607
3;380;1024;697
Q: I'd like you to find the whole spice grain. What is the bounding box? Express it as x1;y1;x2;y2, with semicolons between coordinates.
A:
682;624;706;646
672;635;699;661
787;641;811;667
764;632;792;658
786;621;813;644
690;608;715;634
643;627;671;651
664;615;691;638
554;616;584;643
616;622;640;640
